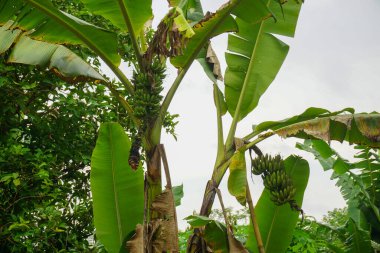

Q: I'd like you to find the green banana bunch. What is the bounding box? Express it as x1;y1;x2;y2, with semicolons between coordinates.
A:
128;59;166;169
251;154;300;211
251;154;283;176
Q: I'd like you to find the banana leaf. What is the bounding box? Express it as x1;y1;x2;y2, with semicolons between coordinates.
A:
246;155;310;253
91;123;144;253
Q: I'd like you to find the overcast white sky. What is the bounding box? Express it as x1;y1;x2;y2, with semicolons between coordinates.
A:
116;0;380;229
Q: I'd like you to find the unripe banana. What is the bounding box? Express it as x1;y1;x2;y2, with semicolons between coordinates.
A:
251;153;302;215
129;58;166;169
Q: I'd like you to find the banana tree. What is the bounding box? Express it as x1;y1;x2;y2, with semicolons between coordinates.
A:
1;0;380;252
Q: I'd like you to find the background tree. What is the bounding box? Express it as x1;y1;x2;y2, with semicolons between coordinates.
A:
0;0;130;251
0;54;117;251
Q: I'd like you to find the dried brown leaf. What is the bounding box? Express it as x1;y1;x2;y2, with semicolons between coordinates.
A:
126;224;144;253
206;44;223;81
354;114;380;141
150;189;179;251
228;231;248;253
276;118;330;141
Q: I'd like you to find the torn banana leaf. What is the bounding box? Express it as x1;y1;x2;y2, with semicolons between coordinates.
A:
225;1;302;120
274;113;380;148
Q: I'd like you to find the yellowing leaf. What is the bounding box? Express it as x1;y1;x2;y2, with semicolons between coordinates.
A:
274;113;380;148
227;151;247;206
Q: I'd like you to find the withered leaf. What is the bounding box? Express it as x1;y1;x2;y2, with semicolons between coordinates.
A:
126;224;143;253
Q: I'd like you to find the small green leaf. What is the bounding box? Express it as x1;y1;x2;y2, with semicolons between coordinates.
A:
184;215;214;228
185;215;228;252
203;220;228;252
173;8;195;38
333;158;350;175
172;184;184;206
13;178;20;186
225;1;303;121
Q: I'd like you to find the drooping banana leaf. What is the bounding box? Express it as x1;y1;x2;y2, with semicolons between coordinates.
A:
274;113;380;148
0;0;119;81
6;32;104;82
91;123;144;253
254;107;355;134
225;1;302;120
1;0;120;65
246;155;310;253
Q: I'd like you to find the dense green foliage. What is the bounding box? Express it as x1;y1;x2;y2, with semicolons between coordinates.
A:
0;1;129;251
0;55;120;251
287;209;348;253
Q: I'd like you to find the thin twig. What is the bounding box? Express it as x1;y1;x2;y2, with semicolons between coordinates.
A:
246;181;265;253
215;188;229;227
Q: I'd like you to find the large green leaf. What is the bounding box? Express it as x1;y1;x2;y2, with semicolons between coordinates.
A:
275;113;380;148
225;1;302;120
0;0;120;66
91;122;144;253
81;0;152;37
171;0;276;83
172;184;184;206
180;0;204;24
231;0;273;24
246;155;310;253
